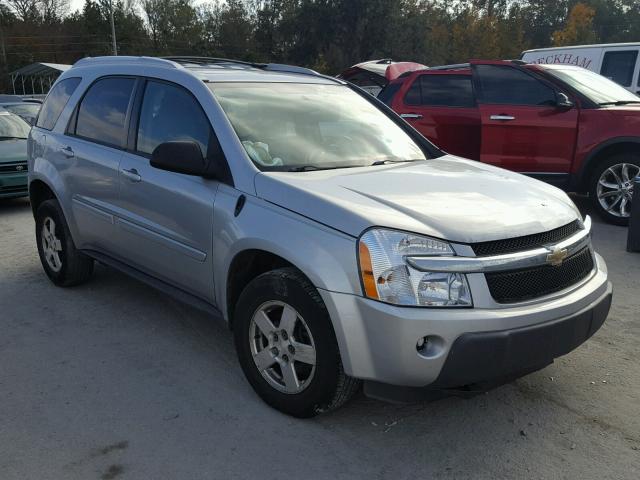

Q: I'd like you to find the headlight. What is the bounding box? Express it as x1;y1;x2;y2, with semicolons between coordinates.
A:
358;228;472;307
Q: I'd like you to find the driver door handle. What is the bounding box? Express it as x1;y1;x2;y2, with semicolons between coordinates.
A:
400;113;423;120
490;114;515;121
121;167;141;182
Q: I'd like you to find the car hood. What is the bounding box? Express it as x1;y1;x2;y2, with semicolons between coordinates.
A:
0;139;28;163
254;156;582;243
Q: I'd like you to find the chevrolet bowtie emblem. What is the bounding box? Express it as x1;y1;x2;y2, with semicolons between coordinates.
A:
546;247;568;266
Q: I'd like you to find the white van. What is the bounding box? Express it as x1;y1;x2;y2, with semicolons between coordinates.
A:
522;43;640;94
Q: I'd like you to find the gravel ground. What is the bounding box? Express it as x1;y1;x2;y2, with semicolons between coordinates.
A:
0;195;638;480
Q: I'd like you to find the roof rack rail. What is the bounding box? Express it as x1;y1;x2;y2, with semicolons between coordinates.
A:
74;56;180;69
427;63;470;71
163;56;264;68
164;56;336;81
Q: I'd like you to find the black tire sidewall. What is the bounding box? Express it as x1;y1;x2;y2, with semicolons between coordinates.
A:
233;269;342;418
35;200;73;286
589;153;640;226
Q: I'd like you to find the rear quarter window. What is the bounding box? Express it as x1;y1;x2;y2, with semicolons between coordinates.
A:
36;77;81;130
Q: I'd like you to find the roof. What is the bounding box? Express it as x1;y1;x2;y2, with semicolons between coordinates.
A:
9;62;71;77
523;42;640;53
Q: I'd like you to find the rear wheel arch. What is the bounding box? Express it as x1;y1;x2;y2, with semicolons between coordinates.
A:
578;138;640;191
29;179;57;217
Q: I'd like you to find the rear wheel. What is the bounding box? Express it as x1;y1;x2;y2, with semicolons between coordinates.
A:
35;199;94;286
233;268;359;417
589;153;640;225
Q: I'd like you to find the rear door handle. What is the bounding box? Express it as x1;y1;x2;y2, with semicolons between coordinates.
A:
121;168;141;182
60;145;74;158
400;113;423;120
490;115;515;121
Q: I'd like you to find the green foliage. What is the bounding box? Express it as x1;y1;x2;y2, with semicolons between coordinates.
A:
1;0;639;91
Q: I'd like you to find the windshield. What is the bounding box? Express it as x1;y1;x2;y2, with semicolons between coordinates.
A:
0;112;30;139
3;103;40;125
209;83;427;171
544;67;640;105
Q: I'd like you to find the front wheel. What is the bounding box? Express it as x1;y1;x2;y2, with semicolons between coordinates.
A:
589;154;640;225
233;268;359;417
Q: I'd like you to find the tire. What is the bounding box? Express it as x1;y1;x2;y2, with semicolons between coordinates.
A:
35;199;94;287
233;267;360;417
589;153;640;226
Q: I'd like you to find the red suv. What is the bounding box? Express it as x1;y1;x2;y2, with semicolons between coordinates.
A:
381;60;640;225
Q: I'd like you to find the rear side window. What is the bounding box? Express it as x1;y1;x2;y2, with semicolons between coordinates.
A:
74;77;135;148
377;82;402;106
405;75;475;107
36;77;81;130
136;80;212;157
475;65;556;106
600;50;638;87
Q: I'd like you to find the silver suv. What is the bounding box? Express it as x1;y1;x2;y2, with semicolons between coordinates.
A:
28;56;612;417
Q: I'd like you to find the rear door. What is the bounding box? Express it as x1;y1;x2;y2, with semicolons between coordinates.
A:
599;46;640;94
114;79;220;302
60;76;136;252
472;61;578;176
393;72;480;159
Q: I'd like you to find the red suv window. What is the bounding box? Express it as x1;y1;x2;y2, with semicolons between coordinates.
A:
405;74;475;107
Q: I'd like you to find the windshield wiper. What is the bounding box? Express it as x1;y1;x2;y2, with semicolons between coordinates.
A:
370;158;421;166
286;164;364;172
599;100;640;106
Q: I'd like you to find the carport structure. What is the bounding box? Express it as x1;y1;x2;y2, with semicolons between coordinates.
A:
8;63;71;95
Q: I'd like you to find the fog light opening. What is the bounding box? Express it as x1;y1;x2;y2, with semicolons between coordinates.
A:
416;335;444;359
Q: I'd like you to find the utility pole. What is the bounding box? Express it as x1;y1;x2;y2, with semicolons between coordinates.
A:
109;0;118;56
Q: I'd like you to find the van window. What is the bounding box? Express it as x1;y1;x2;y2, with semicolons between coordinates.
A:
600;50;638;87
136;81;212;157
405;75;474;107
475;65;556;106
36;77;81;130
74;77;135;148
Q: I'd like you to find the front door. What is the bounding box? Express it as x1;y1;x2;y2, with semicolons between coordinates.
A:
114;79;219;302
472;61;578;176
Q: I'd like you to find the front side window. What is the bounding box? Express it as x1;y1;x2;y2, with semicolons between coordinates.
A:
36;77;81;130
405;75;475;107
74;77;135;148
209;83;427;171
475;65;556;106
0;111;31;140
136;81;212;157
600;50;638;87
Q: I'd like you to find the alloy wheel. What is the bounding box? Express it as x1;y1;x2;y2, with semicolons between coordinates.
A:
249;300;317;394
41;217;63;272
596;162;639;218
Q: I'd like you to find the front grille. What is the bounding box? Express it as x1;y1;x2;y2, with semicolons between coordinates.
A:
472;220;582;256
486;247;594;304
0;162;28;174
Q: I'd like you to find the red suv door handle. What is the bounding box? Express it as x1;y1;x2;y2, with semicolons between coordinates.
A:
400;113;423;120
490;114;515;121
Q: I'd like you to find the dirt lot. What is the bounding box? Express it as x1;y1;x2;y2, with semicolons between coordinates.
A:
0;195;638;480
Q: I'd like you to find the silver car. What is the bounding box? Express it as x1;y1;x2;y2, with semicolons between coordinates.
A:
28;56;612;417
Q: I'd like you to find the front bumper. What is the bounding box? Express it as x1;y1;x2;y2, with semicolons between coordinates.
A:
0;171;28;198
319;252;611;393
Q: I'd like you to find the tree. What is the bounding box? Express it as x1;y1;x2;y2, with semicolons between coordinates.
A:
552;2;597;46
5;0;40;22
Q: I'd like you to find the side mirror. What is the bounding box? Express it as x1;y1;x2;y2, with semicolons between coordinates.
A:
556;92;574;109
150;141;207;177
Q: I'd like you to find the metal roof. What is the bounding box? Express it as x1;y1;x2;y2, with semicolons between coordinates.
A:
9;63;71;77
